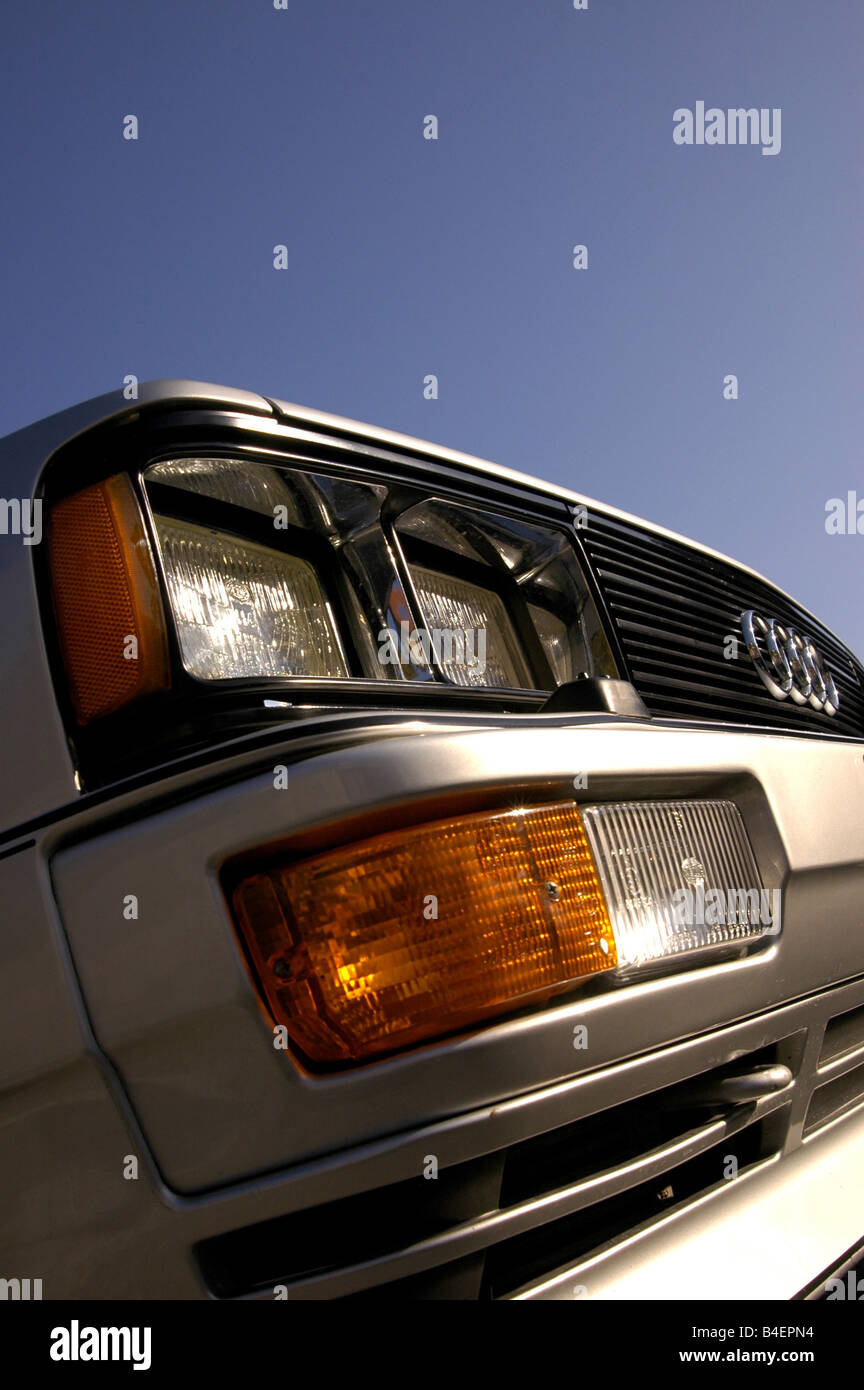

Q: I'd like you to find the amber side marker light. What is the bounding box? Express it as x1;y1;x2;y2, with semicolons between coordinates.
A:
47;474;170;724
230;801;618;1064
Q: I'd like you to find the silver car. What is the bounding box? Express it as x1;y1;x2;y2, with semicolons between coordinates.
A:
1;380;863;1301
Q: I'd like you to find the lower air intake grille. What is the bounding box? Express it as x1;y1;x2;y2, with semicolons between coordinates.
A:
193;1041;795;1300
581;513;864;738
820;1002;864;1066
804;1062;864;1135
482;1123;769;1299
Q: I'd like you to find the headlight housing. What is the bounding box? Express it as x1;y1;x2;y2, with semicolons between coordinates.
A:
395;495;618;689
46;452;618;744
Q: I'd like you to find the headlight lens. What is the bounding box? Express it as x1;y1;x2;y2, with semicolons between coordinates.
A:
410;566;532;689
396;496;618;690
146;457;303;521
528;602;578;686
152;518;348;680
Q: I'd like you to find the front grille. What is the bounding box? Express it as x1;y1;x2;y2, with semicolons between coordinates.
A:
805;1062;864;1136
804;1000;864;1135
820;1001;864;1066
582;512;864;738
482;1123;770;1299
189;983;864;1301
193;1039;798;1300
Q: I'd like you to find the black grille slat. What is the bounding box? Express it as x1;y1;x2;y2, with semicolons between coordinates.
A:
583;514;864;738
602;573;858;657
594;554;752;603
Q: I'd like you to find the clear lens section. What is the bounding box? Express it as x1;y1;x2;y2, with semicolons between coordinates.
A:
528;603;582;685
581;799;773;970
153;518;348;679
410;566;531;688
146;458;304;524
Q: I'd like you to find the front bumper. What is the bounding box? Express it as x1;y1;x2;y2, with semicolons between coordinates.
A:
2;713;864;1298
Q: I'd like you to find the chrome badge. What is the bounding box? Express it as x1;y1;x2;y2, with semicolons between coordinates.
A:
741;610;839;715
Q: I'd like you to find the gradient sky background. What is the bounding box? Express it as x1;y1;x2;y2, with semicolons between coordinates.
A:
1;1;862;654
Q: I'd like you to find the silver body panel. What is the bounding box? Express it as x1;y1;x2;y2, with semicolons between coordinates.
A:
1;382;863;1299
46;722;864;1189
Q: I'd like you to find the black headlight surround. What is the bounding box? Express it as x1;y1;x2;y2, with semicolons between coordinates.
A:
36;402;628;790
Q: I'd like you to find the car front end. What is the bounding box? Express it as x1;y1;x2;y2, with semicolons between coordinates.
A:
2;380;863;1301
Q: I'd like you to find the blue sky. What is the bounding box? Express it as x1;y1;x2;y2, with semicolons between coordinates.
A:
1;0;862;654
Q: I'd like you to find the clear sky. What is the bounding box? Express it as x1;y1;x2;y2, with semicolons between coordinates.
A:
1;1;861;655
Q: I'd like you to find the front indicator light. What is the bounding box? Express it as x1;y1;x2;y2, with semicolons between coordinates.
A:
47;475;170;724
230;801;617;1063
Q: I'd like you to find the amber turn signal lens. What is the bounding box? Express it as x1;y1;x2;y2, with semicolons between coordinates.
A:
231;801;617;1063
48;475;170;724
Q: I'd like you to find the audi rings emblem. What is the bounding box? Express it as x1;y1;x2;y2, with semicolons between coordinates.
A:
741;610;839;716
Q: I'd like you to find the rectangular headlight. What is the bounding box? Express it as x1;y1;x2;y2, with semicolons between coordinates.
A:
139;458;618;696
396;496;618;691
153;518;348;680
410;565;532;689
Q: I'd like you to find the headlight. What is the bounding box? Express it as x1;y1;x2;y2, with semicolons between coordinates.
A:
146;456;302;520
409;565;532;688
47;455;619;729
152;518;348;680
528;603;580;686
395;496;618;691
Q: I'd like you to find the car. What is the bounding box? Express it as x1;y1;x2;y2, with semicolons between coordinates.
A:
1;378;863;1301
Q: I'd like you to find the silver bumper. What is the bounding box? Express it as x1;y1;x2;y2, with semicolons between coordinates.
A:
2;713;863;1297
